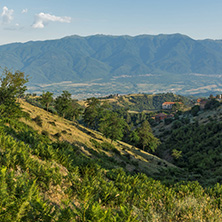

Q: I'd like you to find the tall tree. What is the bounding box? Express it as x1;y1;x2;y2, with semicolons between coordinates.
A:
40;91;53;111
83;97;101;129
54;91;72;118
137;120;160;152
65;100;83;121
99;112;126;143
0;68;28;118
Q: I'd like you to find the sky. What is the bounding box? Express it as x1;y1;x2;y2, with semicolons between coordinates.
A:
0;0;222;45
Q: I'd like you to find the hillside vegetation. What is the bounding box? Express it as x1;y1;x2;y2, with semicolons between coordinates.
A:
153;100;222;187
99;92;191;111
0;102;221;221
1;70;222;221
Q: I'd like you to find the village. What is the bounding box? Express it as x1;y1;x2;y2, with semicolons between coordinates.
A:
154;95;222;122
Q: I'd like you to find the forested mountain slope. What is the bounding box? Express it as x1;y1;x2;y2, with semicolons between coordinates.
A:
0;68;221;220
1;34;222;84
2;34;222;97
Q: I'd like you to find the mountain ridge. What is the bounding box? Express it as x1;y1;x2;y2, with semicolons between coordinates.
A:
1;33;222;97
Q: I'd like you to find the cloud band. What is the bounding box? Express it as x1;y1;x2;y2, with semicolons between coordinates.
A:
32;12;71;28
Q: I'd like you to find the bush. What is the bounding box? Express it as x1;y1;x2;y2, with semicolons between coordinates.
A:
61;130;67;134
90;139;101;149
164;118;173;125
48;121;56;126
48;106;58;114
205;99;220;110
101;142;115;151
53;132;61;139
32;115;43;127
41;130;49;136
172;120;182;129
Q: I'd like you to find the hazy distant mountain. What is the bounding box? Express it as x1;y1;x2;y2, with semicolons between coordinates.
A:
1;34;222;97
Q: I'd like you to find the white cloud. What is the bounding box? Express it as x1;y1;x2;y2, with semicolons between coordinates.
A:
1;6;14;24
22;9;28;14
32;12;71;29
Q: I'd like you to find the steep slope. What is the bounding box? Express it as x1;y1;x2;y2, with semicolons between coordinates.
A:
0;100;221;220
19;99;174;176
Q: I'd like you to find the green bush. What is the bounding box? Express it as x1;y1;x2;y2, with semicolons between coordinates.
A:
48;121;56;126
53;132;61;139
32;115;43;127
41;130;49;136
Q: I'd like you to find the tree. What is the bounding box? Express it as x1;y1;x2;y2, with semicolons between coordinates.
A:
209;94;214;100
137;120;160;152
191;105;200;116
0;68;28;118
54;91;72;118
40;91;53;111
129;130;140;146
172;102;182;112
99;112;126;143
65;100;83;121
83;97;101;129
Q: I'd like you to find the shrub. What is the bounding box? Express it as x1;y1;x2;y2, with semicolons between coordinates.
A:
48;121;56;126
101;142;115;151
191;105;200;116
41;130;49;136
53;132;61;139
32;115;43;127
61;130;67;134
90;139;101;149
172;120;182;129
48;106;58;114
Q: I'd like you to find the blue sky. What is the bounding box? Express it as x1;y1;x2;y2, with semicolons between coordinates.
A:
0;0;222;45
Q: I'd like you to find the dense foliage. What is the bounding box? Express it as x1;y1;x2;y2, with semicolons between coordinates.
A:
0;68;28;119
0;118;221;221
158;117;222;186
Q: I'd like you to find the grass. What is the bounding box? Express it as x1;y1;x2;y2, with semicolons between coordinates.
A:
20;99;176;177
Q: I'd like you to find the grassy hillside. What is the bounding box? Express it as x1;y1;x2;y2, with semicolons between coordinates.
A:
19;100;173;176
0;100;221;221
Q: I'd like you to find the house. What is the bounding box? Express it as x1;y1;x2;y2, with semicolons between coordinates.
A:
162;102;182;110
155;113;168;121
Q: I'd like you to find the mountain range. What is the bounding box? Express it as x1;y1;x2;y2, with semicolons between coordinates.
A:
1;34;222;97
